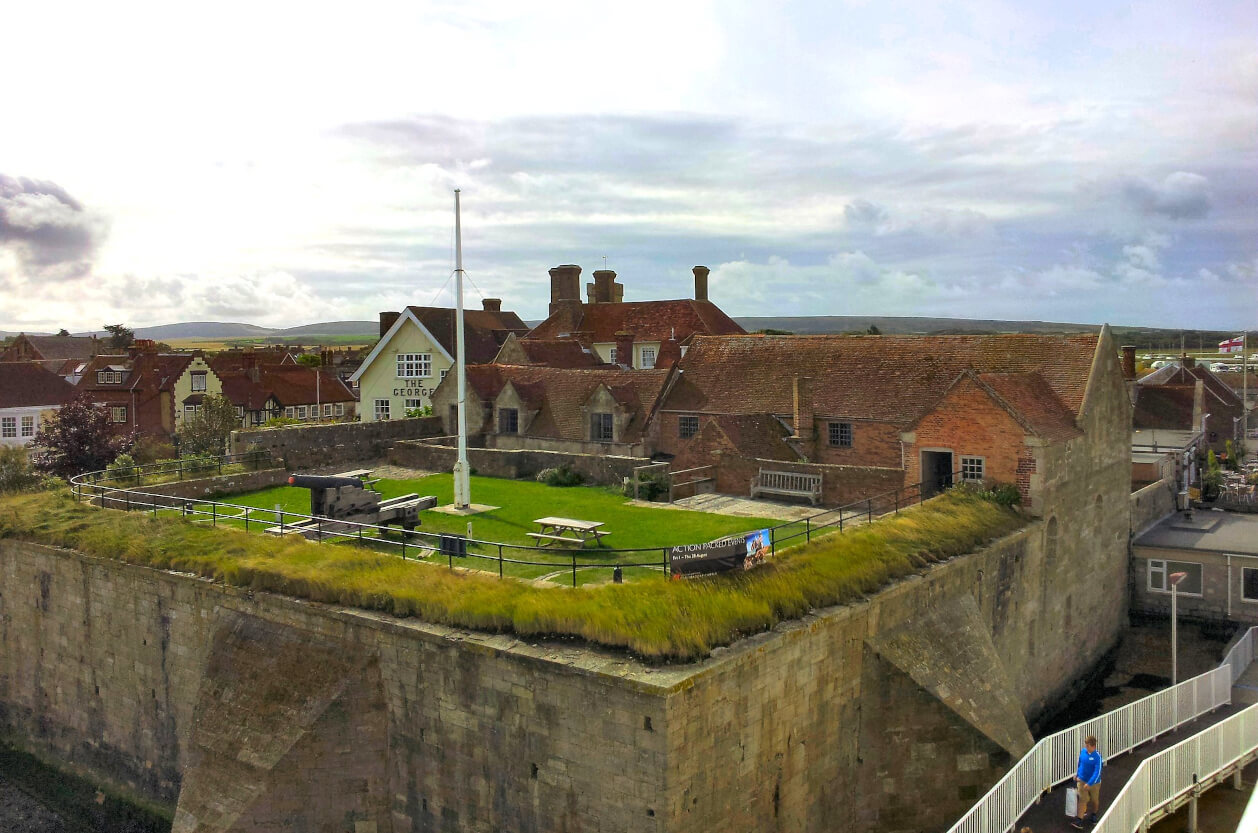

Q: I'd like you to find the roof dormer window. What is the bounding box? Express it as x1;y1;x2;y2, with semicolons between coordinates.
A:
96;369;125;384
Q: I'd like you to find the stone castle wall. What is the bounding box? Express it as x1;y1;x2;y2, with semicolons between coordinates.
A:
231;417;444;470
1130;476;1177;534
390;439;646;487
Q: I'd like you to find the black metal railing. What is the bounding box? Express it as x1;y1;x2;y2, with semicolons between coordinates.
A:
69;455;968;587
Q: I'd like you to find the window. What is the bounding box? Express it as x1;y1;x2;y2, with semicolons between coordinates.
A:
20;415;34;437
396;353;432;378
961;456;985;483
640;347;656;369
374;399;391;420
679;415;699;439
297;406;307;419
405;399;422;411
591;412;613;442
334;403;345;416
284;407;295;418
183;404;199;417
1148;560;1203;596
1243;568;1258;603
440;369;448;381
499;408;519;434
110;406;128;423
235;406;244;418
323;403;333;416
0;417;14;438
191;371;207;392
96;370;123;384
608;347;618;365
828;422;853;447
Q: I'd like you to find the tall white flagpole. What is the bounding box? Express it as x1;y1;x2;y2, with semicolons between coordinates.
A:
453;189;471;508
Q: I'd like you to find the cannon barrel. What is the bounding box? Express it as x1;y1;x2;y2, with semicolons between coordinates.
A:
287;474;364;490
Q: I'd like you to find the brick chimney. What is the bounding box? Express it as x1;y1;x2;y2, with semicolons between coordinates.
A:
549;264;583;315
588;269;622;304
1121;345;1136;380
482;298;502;313
655;334;682;370
379;311;401;337
1182;354;1195;369
615;331;635;369
792;375;813;441
693;266;710;301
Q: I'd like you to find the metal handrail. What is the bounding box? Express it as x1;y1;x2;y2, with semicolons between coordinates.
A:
946;626;1257;833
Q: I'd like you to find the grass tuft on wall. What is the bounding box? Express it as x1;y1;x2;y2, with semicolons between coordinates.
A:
0;488;1025;662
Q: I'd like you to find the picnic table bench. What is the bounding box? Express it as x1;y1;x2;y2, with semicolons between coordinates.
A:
527;517;610;547
332;469;380;490
750;469;823;505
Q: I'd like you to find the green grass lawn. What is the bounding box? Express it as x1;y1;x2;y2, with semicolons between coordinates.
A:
194;474;780;584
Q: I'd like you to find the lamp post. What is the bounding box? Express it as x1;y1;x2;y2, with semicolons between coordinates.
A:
1170;571;1188;685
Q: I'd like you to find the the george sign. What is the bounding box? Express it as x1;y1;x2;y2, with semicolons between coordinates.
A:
670;528;773;578
392;387;437;398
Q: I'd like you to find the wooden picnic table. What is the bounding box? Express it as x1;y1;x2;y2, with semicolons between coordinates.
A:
527;517;609;547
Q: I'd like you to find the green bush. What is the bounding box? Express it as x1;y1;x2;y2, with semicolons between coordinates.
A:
626;471;670;501
0;447;41;493
131;437;176;465
950;481;1022;508
105;453;138;483
536;466;584;487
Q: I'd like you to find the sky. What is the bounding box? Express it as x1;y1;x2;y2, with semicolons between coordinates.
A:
1;0;1255;332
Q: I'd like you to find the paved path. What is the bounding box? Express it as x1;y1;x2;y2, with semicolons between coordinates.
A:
631;492;824;521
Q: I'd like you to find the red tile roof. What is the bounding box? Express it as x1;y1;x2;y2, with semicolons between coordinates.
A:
665;333;1100;427
76;354;194;394
1132;384;1197;430
511;338;606;368
526;299;744;345
256;367;357;407
1140;364;1243;408
975;372;1083;442
0;362;78;409
0;334;99;362
703;414;802;462
408;306;530;364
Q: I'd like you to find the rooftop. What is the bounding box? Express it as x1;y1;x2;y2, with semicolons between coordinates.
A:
1133;511;1258;557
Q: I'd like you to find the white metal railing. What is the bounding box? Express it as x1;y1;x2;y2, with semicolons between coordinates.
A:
946;626;1258;833
1095;703;1258;833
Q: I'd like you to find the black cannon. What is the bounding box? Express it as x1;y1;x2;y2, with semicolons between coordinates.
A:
276;473;435;540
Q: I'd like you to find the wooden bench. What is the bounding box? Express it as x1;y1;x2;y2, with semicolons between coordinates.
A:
750;469;823;505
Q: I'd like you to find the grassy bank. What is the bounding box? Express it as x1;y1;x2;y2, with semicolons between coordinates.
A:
0;488;1024;661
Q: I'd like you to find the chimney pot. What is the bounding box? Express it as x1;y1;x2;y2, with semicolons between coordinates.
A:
1182;354;1196;369
592;270;620;304
379;311;401;337
482;298;502;313
1121;345;1137;380
693;266;710;301
549;264;583;315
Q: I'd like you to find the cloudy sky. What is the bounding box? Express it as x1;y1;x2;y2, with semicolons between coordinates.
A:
2;0;1255;332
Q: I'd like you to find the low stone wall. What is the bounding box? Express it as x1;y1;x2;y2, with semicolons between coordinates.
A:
711;450;905;506
390;439;646;486
1130;476;1177;534
230;417;443;469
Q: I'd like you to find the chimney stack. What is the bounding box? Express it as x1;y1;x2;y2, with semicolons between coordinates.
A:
482;298;502;313
379;311;401;337
615;331;635;369
792;375;813;441
549;264;583;315
588;269;622;304
1182;354;1196;369
693;266;710;301
1121;345;1137;380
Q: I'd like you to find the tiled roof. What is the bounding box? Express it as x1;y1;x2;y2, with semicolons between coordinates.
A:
1217;371;1258;395
259;367;357;406
217;373;276;411
704;414;802;462
514;339;605;368
209;349;299;373
1132;384;1197;430
76;354;193;393
408;306;531;364
976;372;1083;442
0;362;78;409
457;364;671;443
0;334;99;362
665;333;1100;426
525;299;745;344
1139;363;1241;408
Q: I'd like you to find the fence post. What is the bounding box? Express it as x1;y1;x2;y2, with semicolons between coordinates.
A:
663;548;669;576
572;552;577;587
212;503;216;527
318;517;323;542
217;457;222;476
839;512;843;533
867;499;872;523
498;544;504;578
894;490;900;514
245;509;250;533
770;527;775;557
806;517;811;542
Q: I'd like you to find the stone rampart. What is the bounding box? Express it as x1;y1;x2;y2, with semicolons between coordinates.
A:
390;439;645;486
230;417;444;469
711;450;906;506
0;489;1128;833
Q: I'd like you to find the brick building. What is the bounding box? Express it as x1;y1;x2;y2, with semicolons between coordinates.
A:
75;349;221;440
0;333;100;373
654;329;1124;514
525;264;743;369
491;333;606;368
1137;357;1246;453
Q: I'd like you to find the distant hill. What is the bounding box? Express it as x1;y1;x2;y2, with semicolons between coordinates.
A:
273;321;377;337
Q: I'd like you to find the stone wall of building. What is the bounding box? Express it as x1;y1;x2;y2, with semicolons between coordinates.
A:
712;450;905;507
230;417;444;469
1130;476;1178;534
390;439;646;486
1130;547;1258;625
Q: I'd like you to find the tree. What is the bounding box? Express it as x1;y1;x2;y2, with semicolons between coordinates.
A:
57;328;70;337
104;324;134;350
295;353;322;368
867;325;882;335
1201;449;1223;501
177;393;241;456
30;395;136;479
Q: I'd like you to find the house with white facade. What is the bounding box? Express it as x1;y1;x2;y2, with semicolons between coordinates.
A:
0;362;77;448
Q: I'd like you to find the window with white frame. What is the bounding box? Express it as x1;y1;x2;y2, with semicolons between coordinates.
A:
405;399;422;411
640;347;656;369
679;415;699;439
110;406;128;423
191;371;207;392
374;399;391;420
1147;559;1203;596
1;417;15;438
334;403;345;416
297;406;307;419
961;456;985;483
396;353;431;378
608;347;618;365
828;421;853;447
20;415;35;437
323;403;333;416
1243;567;1258;603
591;412;613;442
284;407;295;418
235;406;244;418
184;404;199;417
96;370;124;384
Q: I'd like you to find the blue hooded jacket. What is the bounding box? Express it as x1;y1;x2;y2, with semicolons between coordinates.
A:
1076;747;1103;785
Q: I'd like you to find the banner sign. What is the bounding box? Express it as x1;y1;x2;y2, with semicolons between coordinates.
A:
670;529;773;578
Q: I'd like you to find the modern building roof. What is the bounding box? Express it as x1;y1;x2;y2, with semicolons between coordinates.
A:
526;299;744;345
1131;428;1199;452
1133;511;1258;557
663;333;1101;428
0;362;78;409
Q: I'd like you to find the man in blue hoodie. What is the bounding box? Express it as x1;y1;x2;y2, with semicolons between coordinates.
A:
1072;734;1104;828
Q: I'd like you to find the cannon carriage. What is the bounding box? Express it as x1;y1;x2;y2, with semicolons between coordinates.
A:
268;473;436;540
